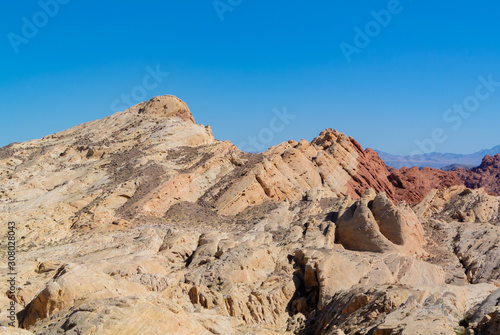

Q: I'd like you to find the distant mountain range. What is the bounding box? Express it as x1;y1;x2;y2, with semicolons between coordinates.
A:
376;145;500;170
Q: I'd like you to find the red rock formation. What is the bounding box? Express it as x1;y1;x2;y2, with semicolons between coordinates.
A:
387;166;463;203
2;94;490;221
455;154;500;196
218;128;468;209
210;129;400;214
311;130;396;199
385;154;500;204
346;145;395;199
309;131;469;205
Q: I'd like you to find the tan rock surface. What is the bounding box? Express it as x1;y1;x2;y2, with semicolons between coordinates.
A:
312;283;494;335
336;189;424;255
0;328;34;335
2;96;500;334
414;185;500;224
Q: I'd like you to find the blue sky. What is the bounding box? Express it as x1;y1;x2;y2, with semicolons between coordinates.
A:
1;1;499;155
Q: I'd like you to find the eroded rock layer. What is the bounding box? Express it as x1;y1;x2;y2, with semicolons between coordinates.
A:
456;154;500;196
1;95;500;335
0;95;411;231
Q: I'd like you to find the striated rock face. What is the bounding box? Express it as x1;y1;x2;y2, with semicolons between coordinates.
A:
456;154;500;196
0;95;219;235
2;95;500;335
310;131;395;199
213;129;397;215
413;186;500;224
0;96;405;237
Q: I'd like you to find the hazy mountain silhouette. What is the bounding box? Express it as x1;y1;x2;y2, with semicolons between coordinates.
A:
376;145;500;169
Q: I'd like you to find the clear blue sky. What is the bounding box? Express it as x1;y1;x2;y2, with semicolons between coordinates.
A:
1;1;499;155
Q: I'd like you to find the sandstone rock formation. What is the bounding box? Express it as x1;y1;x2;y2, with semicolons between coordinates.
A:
0;95;414;234
414;186;500;224
386;153;500;205
388;166;463;203
456;154;500;196
212;129;398;215
336;189;424;255
1;95;500;335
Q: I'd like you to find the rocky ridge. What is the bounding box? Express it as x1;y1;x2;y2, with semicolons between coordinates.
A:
0;95;413;228
1;96;500;334
456;154;500;196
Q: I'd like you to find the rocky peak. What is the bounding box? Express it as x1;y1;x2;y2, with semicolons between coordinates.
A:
5;96;500;335
310;128;344;149
456;154;500;196
135;95;195;123
477;153;500;171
